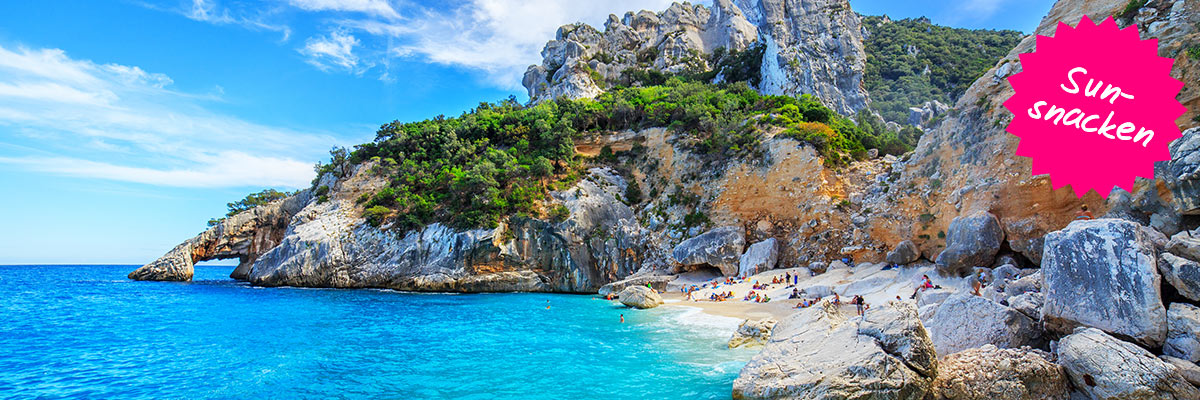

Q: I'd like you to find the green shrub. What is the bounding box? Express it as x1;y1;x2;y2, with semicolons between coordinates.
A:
1120;0;1148;18
364;206;391;227
317;195;329;204
1188;45;1200;60
314;185;330;196
548;204;570;223
624;180;643;205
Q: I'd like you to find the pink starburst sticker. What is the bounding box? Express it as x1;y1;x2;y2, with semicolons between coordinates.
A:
1004;16;1186;198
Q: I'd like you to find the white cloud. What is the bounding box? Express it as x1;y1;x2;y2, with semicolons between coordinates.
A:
140;0;293;41
289;0;401;20
372;0;683;88
299;30;363;72
0;44;335;189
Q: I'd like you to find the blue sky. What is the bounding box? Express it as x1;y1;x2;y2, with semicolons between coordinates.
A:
0;0;1051;265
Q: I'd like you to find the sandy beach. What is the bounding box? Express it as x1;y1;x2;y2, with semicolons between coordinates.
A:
658;262;975;322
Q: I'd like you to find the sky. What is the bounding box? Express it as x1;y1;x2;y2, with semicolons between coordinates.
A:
0;0;1053;265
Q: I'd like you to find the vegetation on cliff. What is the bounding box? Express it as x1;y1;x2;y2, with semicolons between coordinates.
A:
336;78;912;230
207;189;295;226
861;16;1024;123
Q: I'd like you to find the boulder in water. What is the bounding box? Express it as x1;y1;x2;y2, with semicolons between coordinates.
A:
728;318;777;349
618;286;663;309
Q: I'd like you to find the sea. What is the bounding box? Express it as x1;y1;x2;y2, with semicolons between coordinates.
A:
0;264;756;399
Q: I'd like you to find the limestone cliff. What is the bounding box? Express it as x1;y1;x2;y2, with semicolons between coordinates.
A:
134;0;1200;291
522;0;868;115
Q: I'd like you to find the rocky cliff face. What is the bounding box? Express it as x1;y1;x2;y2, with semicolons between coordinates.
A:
135;0;1200;295
522;0;868;115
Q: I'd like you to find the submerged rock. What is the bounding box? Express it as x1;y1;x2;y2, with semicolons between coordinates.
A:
935;211;1004;276
618;285;663;309
733;301;936;399
1042;219;1167;347
672;226;745;276
728;318;777;349
923;292;1040;355
1056;328;1199;400
930;345;1068;400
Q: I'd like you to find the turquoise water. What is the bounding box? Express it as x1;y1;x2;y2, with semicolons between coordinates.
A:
0;265;754;399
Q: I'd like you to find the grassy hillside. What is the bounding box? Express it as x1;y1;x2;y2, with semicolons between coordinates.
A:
862;16;1024;124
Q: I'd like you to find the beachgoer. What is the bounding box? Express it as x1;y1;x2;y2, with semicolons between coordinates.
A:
833;292;841;305
620;314;624;323
1075;204;1094;221
854;295;864;316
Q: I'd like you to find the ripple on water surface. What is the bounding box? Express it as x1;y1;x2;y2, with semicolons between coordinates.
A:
0;265;756;399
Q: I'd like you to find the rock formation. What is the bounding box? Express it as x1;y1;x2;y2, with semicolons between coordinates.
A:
1164;302;1200;363
1056;327;1200;400
618;285;664;309
671;226;746;276
523;0;870;116
728;318;776;349
732;301;936;399
930;345;1069;400
934;211;1004;276
1041;219;1168;347
923;292;1040;355
738;238;778;277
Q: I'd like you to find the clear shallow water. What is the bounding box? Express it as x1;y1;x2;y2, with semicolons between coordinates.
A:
0;265;754;399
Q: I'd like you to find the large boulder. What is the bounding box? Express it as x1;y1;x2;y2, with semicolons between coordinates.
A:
672;226;745;276
1007;292;1044;321
738;238;779;277
1160;253;1200;302
1004;271;1042;297
923;292;1040;355
733;301;936;399
916;288;954;308
728;318;777;349
1167;231;1200;261
935;211;1005;276
1041;219;1167;347
1164;303;1200;363
618;286;663;309
886;240;921;265
1159;355;1200;387
1156;127;1200;215
1056;328;1200;400
930;345;1069;400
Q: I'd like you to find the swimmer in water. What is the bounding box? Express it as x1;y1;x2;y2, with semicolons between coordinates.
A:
620;314;624;323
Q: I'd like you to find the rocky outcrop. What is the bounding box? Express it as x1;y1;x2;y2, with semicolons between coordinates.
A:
1160;253;1200;302
1007;292;1044;321
523;0;870;116
732;301;936;399
738;238;779;277
1160;355;1200;387
1164;303;1200;363
1042;219;1168;347
1056;328;1200;400
886;240;920;265
923;292;1040;355
728;318;777;348
618;285;663;309
1155;128;1200;216
935;211;1004;276
129;189;312;282
672;226;745;276
930;345;1069;400
907;100;949;128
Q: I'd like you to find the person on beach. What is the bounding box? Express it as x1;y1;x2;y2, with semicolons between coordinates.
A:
911;275;936;299
853;295;864;316
1075;204;1094;220
832;292;841;305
